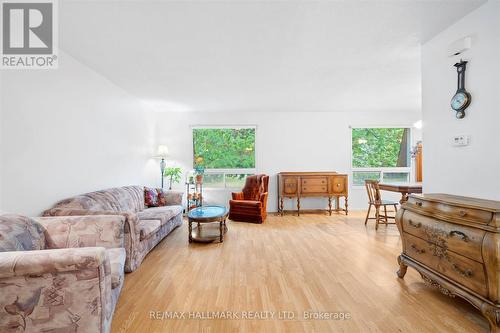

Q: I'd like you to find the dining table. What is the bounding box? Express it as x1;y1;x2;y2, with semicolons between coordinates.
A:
378;182;422;204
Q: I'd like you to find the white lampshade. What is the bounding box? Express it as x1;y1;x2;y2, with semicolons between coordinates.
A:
156;145;169;157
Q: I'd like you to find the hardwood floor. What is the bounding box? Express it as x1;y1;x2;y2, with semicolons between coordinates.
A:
111;211;488;333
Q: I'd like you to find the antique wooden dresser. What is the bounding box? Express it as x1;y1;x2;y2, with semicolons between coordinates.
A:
396;194;500;332
277;172;348;216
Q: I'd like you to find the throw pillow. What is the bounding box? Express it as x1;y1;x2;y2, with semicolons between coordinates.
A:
157;189;167;206
144;187;159;207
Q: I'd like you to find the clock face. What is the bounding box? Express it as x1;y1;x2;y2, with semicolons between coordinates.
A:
451;92;469;111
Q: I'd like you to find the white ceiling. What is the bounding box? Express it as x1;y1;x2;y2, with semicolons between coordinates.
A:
60;0;486;113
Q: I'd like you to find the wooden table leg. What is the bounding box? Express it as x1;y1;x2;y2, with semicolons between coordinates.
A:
297;197;300;216
328;197;332;216
219;220;224;243
188;220;193;243
345;196;348;215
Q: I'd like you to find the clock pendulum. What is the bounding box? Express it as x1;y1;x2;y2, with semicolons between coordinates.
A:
450;60;471;119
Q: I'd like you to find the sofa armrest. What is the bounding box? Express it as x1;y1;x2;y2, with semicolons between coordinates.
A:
34;215;125;250
160;190;183;206
0;247;107;278
0;247;113;332
231;192;244;200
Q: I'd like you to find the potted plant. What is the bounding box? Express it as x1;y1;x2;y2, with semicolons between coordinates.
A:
194;156;205;184
163;167;182;190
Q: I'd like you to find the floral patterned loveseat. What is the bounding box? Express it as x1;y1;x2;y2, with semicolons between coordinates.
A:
43;186;183;272
0;212;126;333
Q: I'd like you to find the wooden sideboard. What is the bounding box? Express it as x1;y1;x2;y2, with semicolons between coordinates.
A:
277;172;348;216
396;194;500;332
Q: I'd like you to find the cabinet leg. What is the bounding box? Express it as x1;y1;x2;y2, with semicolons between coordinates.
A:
280;196;284;216
345;197;348;215
328;197;332;216
397;255;408;278
481;304;500;333
297;197;300;216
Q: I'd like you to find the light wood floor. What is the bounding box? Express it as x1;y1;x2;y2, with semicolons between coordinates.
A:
111;211;488;333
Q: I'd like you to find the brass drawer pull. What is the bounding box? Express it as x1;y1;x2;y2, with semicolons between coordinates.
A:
449;230;469;242
415;201;423;207
408;219;422;228
411;244;425;254
458;210;467;217
452;263;473;278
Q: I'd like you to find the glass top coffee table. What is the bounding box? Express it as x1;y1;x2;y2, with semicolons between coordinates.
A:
187;206;229;243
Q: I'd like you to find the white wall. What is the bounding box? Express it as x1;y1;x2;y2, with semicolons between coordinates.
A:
422;0;500;200
1;51;159;216
156;111;421;211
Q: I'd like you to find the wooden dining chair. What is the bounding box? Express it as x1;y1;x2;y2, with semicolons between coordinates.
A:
364;179;398;230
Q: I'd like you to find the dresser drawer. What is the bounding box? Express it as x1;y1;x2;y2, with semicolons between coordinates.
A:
301;177;328;187
401;211;485;263
403;233;488;297
302;185;328;194
408;197;493;224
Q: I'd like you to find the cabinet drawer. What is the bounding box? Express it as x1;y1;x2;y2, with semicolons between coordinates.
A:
301;178;327;187
401;211;485;263
331;176;346;194
403;233;487;297
302;185;328;194
408;197;493;224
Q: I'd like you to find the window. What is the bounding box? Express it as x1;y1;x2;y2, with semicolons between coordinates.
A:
351;127;411;186
192;126;256;188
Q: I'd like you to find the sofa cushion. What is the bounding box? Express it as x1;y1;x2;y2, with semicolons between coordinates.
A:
0;213;46;252
144;187;159;207
105;247;126;289
138;219;161;241
137;205;183;226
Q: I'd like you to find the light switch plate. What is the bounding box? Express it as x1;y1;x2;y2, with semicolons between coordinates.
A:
452;135;470;146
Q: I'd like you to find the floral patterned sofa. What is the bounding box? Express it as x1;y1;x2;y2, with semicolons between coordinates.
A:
43;186;183;272
0;212;126;333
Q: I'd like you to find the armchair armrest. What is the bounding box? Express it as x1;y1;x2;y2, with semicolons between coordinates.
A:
231;192;244;200
260;192;269;211
34;215;125;250
160;190;183;206
0;247;113;332
229;200;262;209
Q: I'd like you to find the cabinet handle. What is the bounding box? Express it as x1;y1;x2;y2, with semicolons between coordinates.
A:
337;183;341;187
452;263;473;278
449;230;469;242
415;201;423;207
408;219;422;228
458;210;467;217
411;244;425;254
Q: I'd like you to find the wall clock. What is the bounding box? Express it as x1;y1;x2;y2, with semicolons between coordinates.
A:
451;60;471;119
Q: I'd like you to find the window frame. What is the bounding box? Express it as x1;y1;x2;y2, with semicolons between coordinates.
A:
350;125;413;188
191;125;258;189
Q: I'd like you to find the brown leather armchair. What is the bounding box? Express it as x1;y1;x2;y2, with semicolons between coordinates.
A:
229;174;269;223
